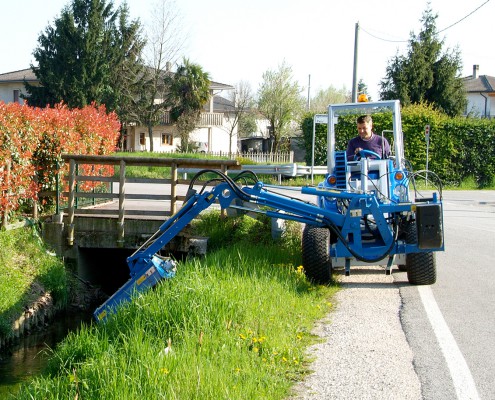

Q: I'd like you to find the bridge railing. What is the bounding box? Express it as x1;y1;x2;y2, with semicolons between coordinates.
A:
60;154;240;245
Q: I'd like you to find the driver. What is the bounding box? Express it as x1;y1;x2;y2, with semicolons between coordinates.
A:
346;115;391;161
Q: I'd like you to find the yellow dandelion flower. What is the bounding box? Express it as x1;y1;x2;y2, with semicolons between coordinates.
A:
252;347;259;353
160;368;170;375
239;333;246;340
282;357;288;363
296;333;303;340
252;337;258;343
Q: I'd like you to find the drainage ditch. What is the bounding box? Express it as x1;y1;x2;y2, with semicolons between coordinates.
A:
0;247;135;397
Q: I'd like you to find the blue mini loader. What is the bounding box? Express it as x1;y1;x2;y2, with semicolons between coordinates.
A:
94;100;444;322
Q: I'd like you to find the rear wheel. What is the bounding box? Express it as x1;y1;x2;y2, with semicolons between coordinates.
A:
302;225;332;284
405;222;436;285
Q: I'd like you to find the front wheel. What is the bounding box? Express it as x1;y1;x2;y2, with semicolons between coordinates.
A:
405;222;437;285
302;225;333;284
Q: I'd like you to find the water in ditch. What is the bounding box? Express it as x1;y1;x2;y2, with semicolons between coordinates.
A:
0;248;133;397
0;310;92;398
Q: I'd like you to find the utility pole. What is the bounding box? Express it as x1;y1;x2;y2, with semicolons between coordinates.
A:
352;22;359;102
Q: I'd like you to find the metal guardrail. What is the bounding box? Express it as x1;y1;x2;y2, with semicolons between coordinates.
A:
179;164;327;179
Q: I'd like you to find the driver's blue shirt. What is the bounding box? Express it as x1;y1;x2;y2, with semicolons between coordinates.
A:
346;133;391;161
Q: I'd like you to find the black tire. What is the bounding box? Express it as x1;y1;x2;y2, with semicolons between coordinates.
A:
302;225;332;284
405;222;437;285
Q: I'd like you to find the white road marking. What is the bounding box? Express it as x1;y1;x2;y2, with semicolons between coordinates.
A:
418;285;480;400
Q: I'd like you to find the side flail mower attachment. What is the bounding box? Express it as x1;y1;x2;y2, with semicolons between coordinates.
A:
93;255;176;322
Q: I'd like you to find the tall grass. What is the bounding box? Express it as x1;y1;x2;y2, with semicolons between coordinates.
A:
15;213;338;399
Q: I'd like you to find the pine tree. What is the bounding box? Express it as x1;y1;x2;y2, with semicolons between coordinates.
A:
25;0;145;120
379;5;466;116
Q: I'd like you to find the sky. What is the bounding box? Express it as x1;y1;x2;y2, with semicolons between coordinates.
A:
1;0;493;101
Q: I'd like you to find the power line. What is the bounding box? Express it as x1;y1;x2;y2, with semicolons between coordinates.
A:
361;0;491;43
359;26;408;43
438;0;490;33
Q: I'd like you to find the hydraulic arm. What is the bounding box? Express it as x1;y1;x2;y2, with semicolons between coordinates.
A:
94;169;443;322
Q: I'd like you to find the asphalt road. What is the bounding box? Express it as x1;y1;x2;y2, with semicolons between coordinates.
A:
397;191;495;400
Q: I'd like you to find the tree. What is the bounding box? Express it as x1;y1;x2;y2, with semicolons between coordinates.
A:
135;0;186;151
310;85;350;113
238;112;258;138
108;2;147;149
25;0;145;118
357;79;372;101
257;61;304;152
165;58;210;152
379;5;466;116
223;81;254;155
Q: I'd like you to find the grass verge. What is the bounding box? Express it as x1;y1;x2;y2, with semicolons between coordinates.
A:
0;225;68;337
15;212;338;399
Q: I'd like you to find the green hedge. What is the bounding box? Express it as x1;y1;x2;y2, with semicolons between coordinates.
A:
301;103;495;188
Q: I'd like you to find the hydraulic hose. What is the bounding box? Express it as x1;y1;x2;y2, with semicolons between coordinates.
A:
323;216;400;264
189;169;400;263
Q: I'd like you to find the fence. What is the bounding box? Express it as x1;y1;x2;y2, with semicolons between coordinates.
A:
59;154;240;245
1;154;322;229
123;150;294;164
228;151;293;164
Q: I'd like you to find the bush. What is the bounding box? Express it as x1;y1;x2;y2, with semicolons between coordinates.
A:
0;102;120;221
299;103;495;188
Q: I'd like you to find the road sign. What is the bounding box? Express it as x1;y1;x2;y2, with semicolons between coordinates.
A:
314;114;328;124
425;124;430;142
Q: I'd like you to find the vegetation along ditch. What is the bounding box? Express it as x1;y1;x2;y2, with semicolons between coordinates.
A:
1;211;338;399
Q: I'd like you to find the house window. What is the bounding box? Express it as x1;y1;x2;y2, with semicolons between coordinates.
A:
139;132;146;145
162;133;173;145
13;90;20;103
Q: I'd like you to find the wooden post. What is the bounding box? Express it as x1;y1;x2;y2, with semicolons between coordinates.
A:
67;158;76;246
117;159;126;247
170;163;177;215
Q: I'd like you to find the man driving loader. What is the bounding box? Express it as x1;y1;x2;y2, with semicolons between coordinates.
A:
346;115;391;161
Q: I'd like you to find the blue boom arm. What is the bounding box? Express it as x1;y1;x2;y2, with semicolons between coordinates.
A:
93;170;443;322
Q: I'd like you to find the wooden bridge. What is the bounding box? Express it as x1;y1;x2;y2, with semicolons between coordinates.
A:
43;154;240;256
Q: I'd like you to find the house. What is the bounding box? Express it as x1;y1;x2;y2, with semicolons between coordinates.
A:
463;65;495;118
0;68;39;104
0;68;238;153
